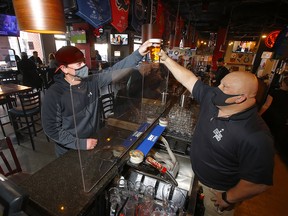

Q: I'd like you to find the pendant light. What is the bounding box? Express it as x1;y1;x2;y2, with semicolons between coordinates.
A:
13;0;66;34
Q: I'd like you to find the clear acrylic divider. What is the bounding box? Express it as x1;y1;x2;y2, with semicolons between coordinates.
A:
70;62;170;192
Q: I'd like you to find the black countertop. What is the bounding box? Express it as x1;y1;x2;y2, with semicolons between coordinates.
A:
19;97;174;216
20;125;148;216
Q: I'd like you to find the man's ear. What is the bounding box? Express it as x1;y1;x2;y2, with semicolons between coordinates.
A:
61;65;68;73
235;95;247;104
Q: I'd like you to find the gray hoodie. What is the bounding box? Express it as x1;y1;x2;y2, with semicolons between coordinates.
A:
42;50;143;156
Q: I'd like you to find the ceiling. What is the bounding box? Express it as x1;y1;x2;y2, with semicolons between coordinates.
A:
1;0;288;41
0;0;14;14
163;0;288;41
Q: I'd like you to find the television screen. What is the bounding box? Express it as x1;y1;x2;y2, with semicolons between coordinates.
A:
110;34;128;45
70;30;87;44
232;41;256;53
0;14;20;37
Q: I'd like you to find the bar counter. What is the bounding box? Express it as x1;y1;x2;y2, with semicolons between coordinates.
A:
20;123;154;216
20;95;198;215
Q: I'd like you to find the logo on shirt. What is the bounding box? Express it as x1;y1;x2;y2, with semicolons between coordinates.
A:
213;128;224;141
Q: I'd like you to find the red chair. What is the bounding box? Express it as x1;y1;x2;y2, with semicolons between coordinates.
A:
0;137;30;184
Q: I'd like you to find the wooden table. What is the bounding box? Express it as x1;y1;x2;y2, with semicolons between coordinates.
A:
0;83;32;97
0;83;32;137
0;83;31;107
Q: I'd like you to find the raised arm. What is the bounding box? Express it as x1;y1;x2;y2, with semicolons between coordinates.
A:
97;40;153;87
158;50;199;93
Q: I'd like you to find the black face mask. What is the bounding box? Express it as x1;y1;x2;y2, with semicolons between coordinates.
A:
212;87;241;106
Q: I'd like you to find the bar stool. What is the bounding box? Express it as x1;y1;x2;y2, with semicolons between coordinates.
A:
8;90;42;150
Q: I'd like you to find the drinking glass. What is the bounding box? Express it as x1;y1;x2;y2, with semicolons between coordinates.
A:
162;184;186;214
134;181;146;196
149;38;162;63
124;197;137;215
108;187;121;214
117;178;134;198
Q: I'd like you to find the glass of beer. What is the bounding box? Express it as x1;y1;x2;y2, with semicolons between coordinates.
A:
149;38;162;63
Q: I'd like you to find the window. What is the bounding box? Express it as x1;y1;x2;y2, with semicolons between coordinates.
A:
54;34;68;50
94;43;108;61
134;35;142;52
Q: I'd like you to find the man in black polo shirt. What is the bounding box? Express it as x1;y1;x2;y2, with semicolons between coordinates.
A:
159;51;274;216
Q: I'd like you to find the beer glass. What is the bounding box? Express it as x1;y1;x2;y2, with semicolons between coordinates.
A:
149;38;162;63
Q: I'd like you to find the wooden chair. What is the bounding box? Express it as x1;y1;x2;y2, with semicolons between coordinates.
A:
8;90;42;150
0;137;30;184
0;70;19;107
99;92;115;127
0;97;11;137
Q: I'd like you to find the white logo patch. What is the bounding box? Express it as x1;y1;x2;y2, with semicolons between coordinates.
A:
213;128;224;141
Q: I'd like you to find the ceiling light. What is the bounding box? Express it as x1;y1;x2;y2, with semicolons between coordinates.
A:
13;0;66;34
262;35;267;38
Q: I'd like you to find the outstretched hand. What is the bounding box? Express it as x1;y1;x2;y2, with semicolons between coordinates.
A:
158;50;169;62
138;40;153;56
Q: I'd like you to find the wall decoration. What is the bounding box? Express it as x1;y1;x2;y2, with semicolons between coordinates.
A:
28;41;34;50
265;30;280;48
131;0;147;33
76;0;112;28
110;0;130;33
273;27;288;60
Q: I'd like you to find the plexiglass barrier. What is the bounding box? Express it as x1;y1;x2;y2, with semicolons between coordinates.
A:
70;61;171;192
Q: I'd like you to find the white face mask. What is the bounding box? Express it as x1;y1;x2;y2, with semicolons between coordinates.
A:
75;65;89;78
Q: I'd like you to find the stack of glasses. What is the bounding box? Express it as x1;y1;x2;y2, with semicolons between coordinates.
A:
108;178;187;216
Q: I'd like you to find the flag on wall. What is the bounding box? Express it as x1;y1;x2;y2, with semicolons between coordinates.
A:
76;0;112;28
131;0;147;33
110;0;130;33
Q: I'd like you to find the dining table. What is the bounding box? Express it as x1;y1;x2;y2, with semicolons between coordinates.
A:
0;83;32;108
0;83;32;138
0;83;32;96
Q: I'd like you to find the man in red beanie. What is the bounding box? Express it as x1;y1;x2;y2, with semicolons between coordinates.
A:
42;40;152;156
